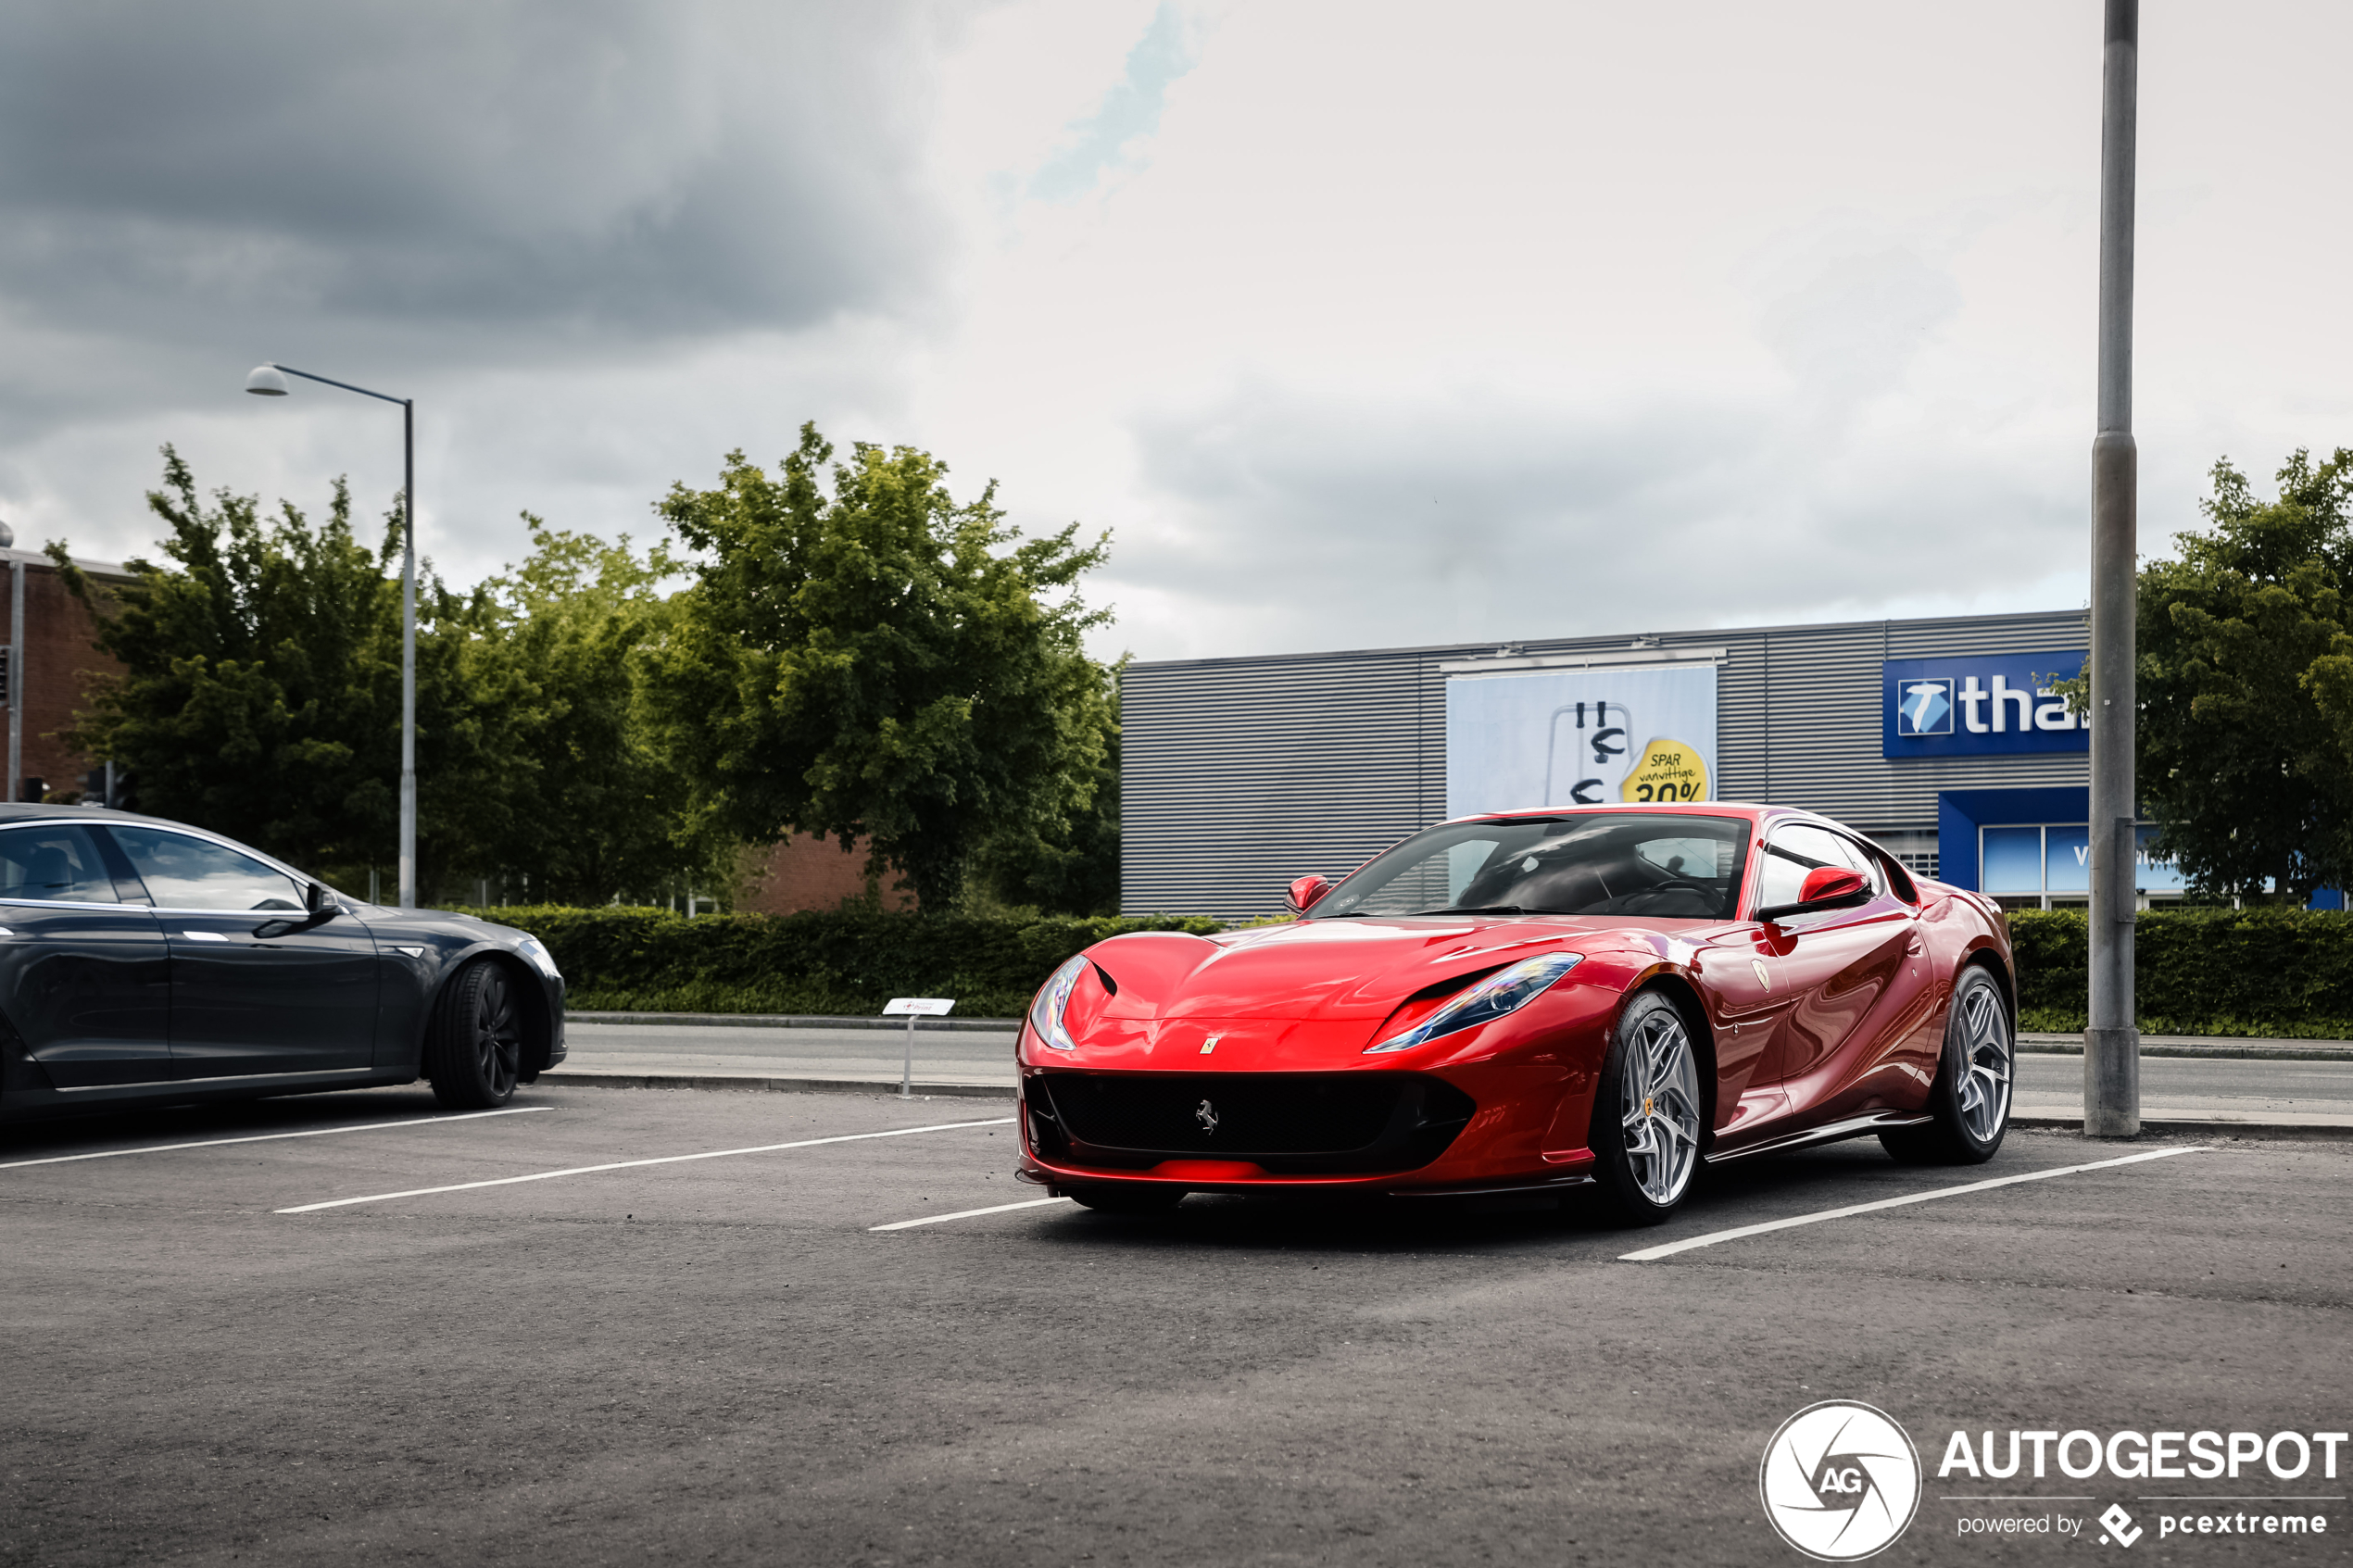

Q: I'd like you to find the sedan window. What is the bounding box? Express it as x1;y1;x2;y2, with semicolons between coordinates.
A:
0;825;120;903
108;826;305;911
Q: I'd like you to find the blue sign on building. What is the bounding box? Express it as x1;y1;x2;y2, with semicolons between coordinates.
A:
1883;650;2088;759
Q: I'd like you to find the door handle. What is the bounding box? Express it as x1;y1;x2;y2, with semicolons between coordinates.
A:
1905;934;1924;955
182;931;232;942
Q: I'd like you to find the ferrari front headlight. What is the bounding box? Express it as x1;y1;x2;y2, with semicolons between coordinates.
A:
1365;952;1582;1053
1027;954;1089;1051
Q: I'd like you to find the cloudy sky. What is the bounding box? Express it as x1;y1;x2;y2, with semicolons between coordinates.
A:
2;0;2347;662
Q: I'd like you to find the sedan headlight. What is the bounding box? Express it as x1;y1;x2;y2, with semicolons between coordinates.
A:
1365;952;1582;1054
1027;955;1089;1051
513;935;562;981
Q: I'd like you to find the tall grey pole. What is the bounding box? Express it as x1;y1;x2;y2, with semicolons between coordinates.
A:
6;558;21;804
245;362;420;910
400;400;417;910
2085;0;2141;1138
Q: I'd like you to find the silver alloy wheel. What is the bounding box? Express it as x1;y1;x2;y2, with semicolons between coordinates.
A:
1621;1007;1702;1206
1954;977;2013;1144
472;968;521;1098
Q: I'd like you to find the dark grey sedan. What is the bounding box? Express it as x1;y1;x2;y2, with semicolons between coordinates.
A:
0;804;564;1122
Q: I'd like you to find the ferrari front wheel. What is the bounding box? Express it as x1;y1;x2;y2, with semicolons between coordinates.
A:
1590;992;1704;1225
1881;966;2012;1165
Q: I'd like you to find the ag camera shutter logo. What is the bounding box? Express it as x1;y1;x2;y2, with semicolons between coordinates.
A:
1759;1400;1923;1561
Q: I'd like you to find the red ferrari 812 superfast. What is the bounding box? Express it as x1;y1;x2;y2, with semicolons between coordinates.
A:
1013;804;2018;1223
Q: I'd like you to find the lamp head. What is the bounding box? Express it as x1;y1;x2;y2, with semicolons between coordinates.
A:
245;364;290;396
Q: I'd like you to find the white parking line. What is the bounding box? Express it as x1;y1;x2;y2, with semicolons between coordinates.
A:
1618;1145;2209;1261
870;1196;1072;1231
275;1117;1016;1212
0;1107;552;1171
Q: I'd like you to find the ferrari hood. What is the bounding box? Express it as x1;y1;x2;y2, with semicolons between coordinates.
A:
1087;917;1632;1023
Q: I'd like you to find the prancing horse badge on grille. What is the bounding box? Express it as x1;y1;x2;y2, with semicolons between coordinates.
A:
1195;1098;1218;1135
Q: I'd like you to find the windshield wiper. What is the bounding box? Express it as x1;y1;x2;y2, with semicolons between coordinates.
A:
1408;904;1526;916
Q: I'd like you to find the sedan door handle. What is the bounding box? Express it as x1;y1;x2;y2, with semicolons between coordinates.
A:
182;930;232;942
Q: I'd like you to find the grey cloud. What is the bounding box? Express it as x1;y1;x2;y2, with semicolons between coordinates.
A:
1746;227;1966;413
1112;381;2078;659
0;2;949;370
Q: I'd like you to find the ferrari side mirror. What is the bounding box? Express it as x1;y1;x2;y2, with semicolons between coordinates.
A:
1287;874;1335;913
1753;866;1869;924
1796;866;1867;906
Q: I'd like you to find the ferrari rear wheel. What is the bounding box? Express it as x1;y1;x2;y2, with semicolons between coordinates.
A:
1067;1185;1186;1214
1881;966;2012;1165
1590;992;1704;1224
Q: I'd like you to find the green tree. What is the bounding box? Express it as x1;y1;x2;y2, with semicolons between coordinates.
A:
467;519;732;903
972;666;1121;915
56;448;721;903
642;423;1114;908
2133;447;2353;903
54;446;416;875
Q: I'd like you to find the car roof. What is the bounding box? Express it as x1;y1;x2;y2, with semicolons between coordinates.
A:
0;803;320;884
1454;802;1780;824
0;802;195;831
1448;801;1884;845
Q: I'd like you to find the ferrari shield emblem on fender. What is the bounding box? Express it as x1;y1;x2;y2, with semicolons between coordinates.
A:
1196;1099;1218;1135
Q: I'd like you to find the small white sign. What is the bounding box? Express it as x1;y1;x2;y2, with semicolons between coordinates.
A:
882;997;956;1017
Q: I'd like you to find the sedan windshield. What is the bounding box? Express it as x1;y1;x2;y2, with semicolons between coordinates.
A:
1307;812;1754;921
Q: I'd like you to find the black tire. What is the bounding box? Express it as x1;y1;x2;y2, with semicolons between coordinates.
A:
424;959;524;1110
1881;966;2012;1165
1066;1185;1185;1214
1588;991;1705;1225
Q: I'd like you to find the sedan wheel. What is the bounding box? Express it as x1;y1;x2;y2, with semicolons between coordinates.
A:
1881;966;2012;1165
426;959;524;1110
1590;992;1704;1223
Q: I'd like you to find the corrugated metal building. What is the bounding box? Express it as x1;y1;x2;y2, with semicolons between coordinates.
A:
1122;609;2105;920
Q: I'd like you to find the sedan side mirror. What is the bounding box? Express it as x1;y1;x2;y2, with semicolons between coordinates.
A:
1287;874;1335;913
306;882;338;918
1753;866;1869;924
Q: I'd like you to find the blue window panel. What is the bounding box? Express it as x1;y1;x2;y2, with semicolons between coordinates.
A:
2045;826;2091;893
2135;827;2187;892
1982;827;2044;893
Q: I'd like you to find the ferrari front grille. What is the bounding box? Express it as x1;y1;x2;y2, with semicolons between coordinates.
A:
1031;1071;1476;1174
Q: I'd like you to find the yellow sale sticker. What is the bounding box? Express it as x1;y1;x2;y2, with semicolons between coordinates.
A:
1621;738;1709;802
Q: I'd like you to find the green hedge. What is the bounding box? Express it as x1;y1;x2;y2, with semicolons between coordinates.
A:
461;904;2353;1036
466;906;1224;1019
2009;908;2353;1037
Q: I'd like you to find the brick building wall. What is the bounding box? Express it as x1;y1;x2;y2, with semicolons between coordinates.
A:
736;832;918;915
0;548;130;803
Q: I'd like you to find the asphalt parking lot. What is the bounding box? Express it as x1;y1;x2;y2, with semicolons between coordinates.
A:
4;1085;2347;1567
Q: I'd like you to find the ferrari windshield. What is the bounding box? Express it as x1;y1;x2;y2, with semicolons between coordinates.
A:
1307;812;1754;921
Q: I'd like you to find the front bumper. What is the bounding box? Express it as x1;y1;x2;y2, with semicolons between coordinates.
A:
1016;1061;1597;1195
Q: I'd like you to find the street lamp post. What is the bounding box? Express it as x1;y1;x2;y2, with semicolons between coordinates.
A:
245;362;418;910
2085;0;2141;1137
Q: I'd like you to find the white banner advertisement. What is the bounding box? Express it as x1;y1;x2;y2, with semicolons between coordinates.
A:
1445;663;1718;819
